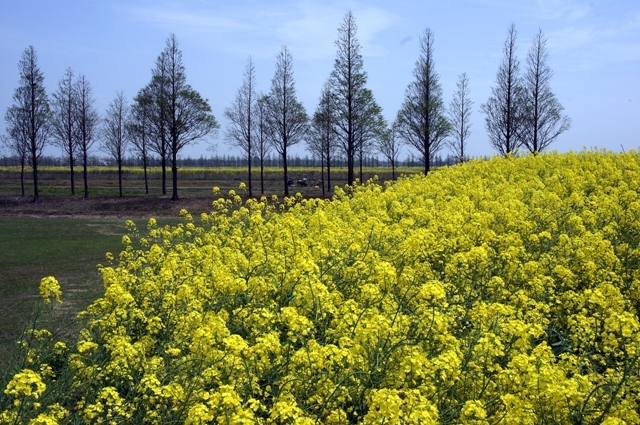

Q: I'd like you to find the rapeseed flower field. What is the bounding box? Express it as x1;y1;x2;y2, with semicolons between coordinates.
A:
2;150;640;424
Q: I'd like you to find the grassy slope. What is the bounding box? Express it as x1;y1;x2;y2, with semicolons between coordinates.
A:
0;216;180;366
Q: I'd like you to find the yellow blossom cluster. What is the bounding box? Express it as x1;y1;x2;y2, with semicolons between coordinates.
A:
3;150;640;424
39;276;62;304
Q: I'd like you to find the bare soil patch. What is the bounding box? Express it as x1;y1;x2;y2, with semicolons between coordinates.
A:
0;194;214;218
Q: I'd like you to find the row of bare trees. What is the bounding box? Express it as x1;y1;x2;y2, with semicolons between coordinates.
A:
3;15;570;202
1;47;120;202
2;35;219;202
395;23;570;176
226;12;389;197
224;14;570;197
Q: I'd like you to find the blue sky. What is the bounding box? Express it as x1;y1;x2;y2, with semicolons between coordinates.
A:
1;0;639;160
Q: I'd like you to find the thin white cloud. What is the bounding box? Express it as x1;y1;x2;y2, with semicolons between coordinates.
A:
273;2;344;59
120;1;399;60
125;5;250;33
353;5;400;56
120;2;281;59
467;0;533;15
546;26;595;51
534;0;592;22
272;1;399;59
547;11;640;58
469;0;591;22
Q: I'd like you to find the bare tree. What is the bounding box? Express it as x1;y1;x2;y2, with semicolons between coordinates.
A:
161;34;219;201
308;81;338;196
255;94;271;195
378;124;403;181
128;87;153;194
263;46;309;197
522;29;571;154
225;56;257;197
51;67;79;194
395;28;450;175
330;11;368;185
75;74;100;198
354;87;386;182
101;91;130;197
481;23;526;156
4;46;51;202
447;73;473;163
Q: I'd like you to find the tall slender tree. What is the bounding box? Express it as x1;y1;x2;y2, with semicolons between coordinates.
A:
395;28;450;175
447;72;473;163
4;46;51;202
308;81;337;195
160;34;219;201
481;23;525;156
522;29;571;154
138;51;171;195
264;46;309;197
75;74;99;198
51;67;79;194
354;87;386;182
225;56;257;197
330;11;368;185
148;50;171;196
129;87;153;194
3;101;30;196
101;91;130;197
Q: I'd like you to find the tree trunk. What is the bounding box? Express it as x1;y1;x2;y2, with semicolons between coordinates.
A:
247;146;253;198
424;150;431;175
143;156;149;195
283;147;289;198
83;152;89;198
161;155;167;196
347;146;354;186
247;149;253;198
321;162;325;197
118;160;123;198
171;155;179;201
31;152;39;203
69;155;75;195
20;160;25;197
326;153;331;193
260;158;265;195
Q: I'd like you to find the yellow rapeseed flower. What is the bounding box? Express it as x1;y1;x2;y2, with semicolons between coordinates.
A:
39;276;61;304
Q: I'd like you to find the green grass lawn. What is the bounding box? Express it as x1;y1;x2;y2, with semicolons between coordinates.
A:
0;216;181;366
